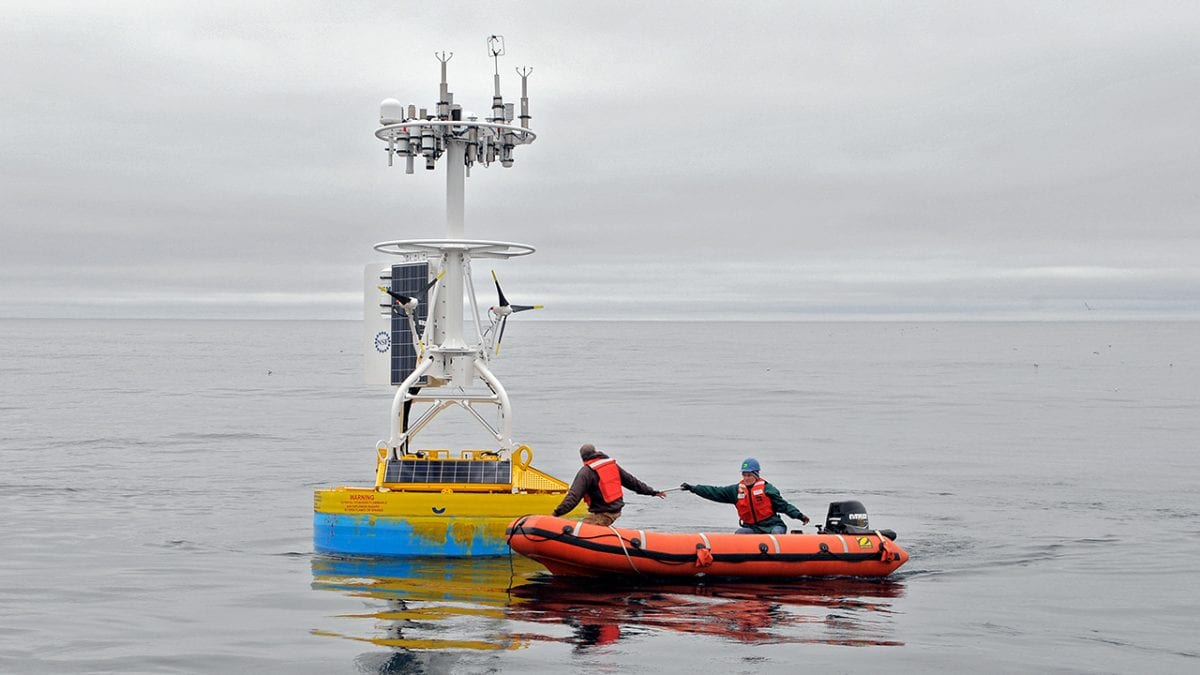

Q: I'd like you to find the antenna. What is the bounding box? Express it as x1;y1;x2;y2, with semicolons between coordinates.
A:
435;51;453;121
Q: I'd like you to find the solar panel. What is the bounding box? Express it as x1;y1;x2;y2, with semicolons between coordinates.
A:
389;262;430;385
384;459;513;485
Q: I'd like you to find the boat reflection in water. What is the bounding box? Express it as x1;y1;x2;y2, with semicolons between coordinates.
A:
510;575;906;648
311;553;905;666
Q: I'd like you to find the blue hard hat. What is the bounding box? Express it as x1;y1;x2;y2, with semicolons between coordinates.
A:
740;458;761;473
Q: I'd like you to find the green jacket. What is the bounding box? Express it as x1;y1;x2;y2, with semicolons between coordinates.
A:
688;480;806;533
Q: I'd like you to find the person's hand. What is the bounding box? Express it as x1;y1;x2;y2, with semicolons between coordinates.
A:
654;491;666;499
800;515;810;525
680;483;692;492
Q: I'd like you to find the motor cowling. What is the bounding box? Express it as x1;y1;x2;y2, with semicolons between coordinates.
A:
823;500;870;534
821;500;898;540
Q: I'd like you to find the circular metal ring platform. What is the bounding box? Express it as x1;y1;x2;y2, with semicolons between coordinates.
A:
376;120;536;145
373;239;536;259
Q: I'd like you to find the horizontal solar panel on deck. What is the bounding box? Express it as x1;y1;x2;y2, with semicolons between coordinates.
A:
384;460;513;484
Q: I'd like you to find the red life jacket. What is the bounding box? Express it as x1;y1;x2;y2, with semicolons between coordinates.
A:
736;479;776;525
583;457;624;506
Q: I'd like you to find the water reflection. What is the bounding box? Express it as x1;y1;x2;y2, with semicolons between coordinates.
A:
511;576;905;648
312;554;904;667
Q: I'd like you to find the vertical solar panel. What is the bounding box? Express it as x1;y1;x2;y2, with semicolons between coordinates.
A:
390;262;430;385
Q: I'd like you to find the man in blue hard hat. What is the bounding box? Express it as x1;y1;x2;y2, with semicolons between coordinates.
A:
679;458;810;534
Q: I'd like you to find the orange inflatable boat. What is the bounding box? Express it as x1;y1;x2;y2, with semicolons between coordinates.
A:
506;502;908;579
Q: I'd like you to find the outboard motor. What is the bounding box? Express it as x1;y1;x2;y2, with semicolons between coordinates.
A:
824;500;870;533
820;500;897;541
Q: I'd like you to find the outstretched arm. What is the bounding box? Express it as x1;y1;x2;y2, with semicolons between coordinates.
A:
682;483;739;504
619;467;660;496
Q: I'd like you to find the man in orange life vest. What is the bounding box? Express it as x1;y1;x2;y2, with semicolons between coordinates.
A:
552;443;666;526
679;457;810;534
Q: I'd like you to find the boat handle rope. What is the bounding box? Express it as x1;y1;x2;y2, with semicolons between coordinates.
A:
507;515;572;544
506;515;531;546
504;516;535;590
608;525;645;577
508;517;655;553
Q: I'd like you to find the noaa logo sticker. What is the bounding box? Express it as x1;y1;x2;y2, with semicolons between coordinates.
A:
374;331;391;353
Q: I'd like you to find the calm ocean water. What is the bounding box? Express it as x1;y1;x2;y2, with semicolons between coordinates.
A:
2;319;1198;673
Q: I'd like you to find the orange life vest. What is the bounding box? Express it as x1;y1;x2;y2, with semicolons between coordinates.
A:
735;479;776;525
583;457;624;506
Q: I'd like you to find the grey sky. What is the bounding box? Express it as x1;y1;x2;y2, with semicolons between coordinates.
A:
2;1;1198;320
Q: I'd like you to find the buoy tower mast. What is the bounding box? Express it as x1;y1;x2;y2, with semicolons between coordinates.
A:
367;35;540;459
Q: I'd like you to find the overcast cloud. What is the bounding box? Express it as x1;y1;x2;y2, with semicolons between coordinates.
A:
2;1;1198;320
